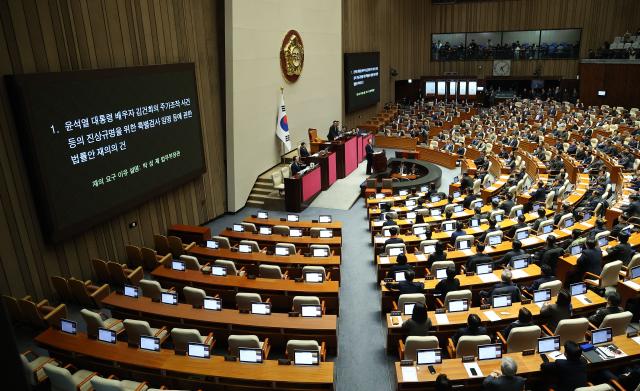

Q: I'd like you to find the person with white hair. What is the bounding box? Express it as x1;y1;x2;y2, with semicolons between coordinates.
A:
482;357;526;390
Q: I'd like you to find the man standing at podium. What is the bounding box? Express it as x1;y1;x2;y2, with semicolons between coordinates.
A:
365;138;375;174
327;120;340;141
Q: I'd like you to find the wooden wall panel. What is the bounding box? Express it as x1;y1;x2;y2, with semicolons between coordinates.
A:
579;63;640;108
343;0;640;126
0;0;226;299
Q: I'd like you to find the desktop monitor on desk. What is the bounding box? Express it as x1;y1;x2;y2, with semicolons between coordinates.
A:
294;350;320;365
537;336;560;353
139;336;160;352
478;344;502;360
534;289;551;304
447;299;469;313
492;294;512;309
206;240;219;249
60;319;77;335
416;348;442;365
239;348;263;363
592;327;613;345
188;342;210;359
98;328;117;344
203;297;222;311
301;305;322;318
172;260;186;271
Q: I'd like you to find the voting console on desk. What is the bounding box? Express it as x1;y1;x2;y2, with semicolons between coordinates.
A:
285;165;322;212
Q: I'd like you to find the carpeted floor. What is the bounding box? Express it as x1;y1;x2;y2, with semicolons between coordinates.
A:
310;161;369;210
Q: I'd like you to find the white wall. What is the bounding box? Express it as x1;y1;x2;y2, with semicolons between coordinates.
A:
225;0;342;211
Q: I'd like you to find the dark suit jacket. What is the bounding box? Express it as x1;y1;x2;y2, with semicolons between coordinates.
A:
461;176;474;191
299;146;310;158
576;248;603;276
384;237;404;246
482;375;526;391
500;200;515;215
539;303;572;331
532;187;547;202
489;283;521;302
385;281;425;294
467;253;493;272
386;264;413;279
327;125;339;141
540;359;588;391
401;318;432;337
588;306;623;326
434;278;461;298
452;326;488;344
607;243;634;265
365;143;374;158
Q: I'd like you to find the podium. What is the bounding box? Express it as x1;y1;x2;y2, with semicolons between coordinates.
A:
303;151;337;190
284;165;322;212
372;152;387;173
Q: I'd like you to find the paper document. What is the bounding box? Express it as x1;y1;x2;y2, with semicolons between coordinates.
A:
401;366;418;382
632;336;640;346
478;273;499;283
415;254;427;261
575;294;591;305
549;351;566;360
624;280;640;290
521;237;540;246
483;310;501;322
379;256;389;264
435;313;450;325
463;362;484;378
511;269;529;279
561;228;573;235
391;316;403;326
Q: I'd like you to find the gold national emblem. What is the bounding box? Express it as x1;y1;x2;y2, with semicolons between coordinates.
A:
280;30;304;82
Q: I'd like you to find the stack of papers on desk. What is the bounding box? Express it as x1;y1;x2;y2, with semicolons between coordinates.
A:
483;310;501;322
401;366;418;382
479;273;499;283
435;313;450;325
464;362;484;378
574;294;591;305
511;269;529;279
379;256;390;264
415;254;427;261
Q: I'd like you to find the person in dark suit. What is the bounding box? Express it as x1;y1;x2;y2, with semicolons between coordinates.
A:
623;194;640;217
466;244;492;273
539;289;572;331
540;341;588;391
525;264;555;292
610;213;630;238
384;227;404;246
434;266;461;298
474;152;486;167
290;156;306;175
478;219;499;244
382;214;396;227
501;307;535;338
327;120;340;141
497;240;525;268
532;181;547;202
535;235;564;272
452;313;488;344
499;193;515;215
299;142;310;158
588;291;623;327
482;357;526;391
460;173;473;192
400;302;431;337
575;237;602;280
462;189;477;209
384;270;424;294
426;242;447;269
481;269;521;303
365;138;375;174
605;232;634;265
386;253;413;279
450;221;466;246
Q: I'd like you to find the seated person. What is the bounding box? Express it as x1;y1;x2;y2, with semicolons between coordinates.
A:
508;214;527;237
290;155;306;175
384;227;404;246
540;341;588;391
466;244;492;273
525;264;555;292
401;302;431;337
386;253;413;279
536;235;564;272
426;242;447;268
480;269;521;303
496;240;525;268
574;237;602;280
539;288;572;331
605;232;634;265
531;207;547;232
482;357;526;391
298;141;310;158
501;307;535;338
588;291;623;327
452;313;488;345
499;193;515;215
610;213;631;238
384;270;424;294
462;189;477;209
434;266;460;298
478;218;499;244
450;221;466;245
382;213;396;227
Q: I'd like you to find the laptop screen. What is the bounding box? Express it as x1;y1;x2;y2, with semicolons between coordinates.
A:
516;230;529;240
592;327;613;345
239;348;263;363
294;350;320;365
494;214;503;222
399;189;409;196
511;256;529;270
453;191;461;198
98;328;116;344
259;227;272;235
476;263;492;275
597;237;608;247
431;195;441;202
564;218;574;228
383;230;391;237
470;218;480;228
443;222;455;232
250;302;271;315
431;209;441;216
301;305;322;318
533;203;541;212
60;319;77;335
583;213;591;221
139;336;160;352
537;336;560;353
478;344;503;360
423;245;436;254
305;272;324;283
171;260;186;271
161;292;178;305
453;205;464;213
275;246;290;256
492;294;512;308
516;209;523;217
233;224;244;232
543;224;553;234
124;284;139;298
630;265;640;280
413;226;427;235
403;302;416;315
570;245;583;256
287;214;299;222
447;299;468;313
187;343;210;358
489;235;502;246
376;193;385;199
406;200;416;207
257;211;268;219
290;228;303;237
319;230;333;238
570;282;587;296
395;271;406;282
319;215;332;223
206;240;219;249
492;196;500;204
534;289;551;303
203;297;222;311
211;265;227;276
406;212;417;220
457;240;471;250
435;268;448;280
238;244;252;253
313;248;329;257
416;349;442;365
389;247;404;257
453;176;459;183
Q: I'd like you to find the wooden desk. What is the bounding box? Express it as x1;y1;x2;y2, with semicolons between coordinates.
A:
167;224;211;244
102;293;338;354
481;174;509;202
416;146;457;169
395;335;640;389
36;329;334;390
151;267;340;314
379;265;542;313
220;229;342;250
618;277;640;308
374;135;417;151
188;246;341;281
385;290;605;354
243;217;342;234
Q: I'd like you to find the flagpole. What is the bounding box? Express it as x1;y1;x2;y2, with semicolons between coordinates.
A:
280;87;284;156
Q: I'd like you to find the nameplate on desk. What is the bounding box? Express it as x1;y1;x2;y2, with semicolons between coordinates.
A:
425;275;435;280
461;355;475;363
390;310;401;317
522;349;535;356
511;269;529;279
435;308;445;314
400;360;413;366
521;298;531;305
